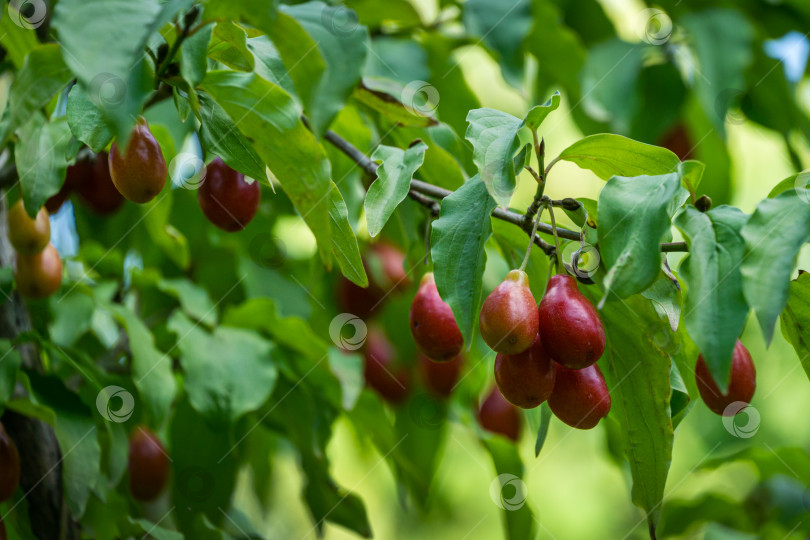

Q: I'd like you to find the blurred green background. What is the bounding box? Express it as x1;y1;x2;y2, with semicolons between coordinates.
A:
230;1;810;537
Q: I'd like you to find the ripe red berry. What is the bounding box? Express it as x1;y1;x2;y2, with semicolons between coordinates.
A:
409;273;463;361
548;363;611;429
494;335;556;409
198;157;261;232
128;426;169;502
538;274;605;369
109;118;167;203
363;328;411;404
480;269;539;355
420;354;463;398
478;386;522;442
695;340;755;416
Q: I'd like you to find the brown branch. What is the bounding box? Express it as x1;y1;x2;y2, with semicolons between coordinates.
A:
0;196;79;540
321;128;688;253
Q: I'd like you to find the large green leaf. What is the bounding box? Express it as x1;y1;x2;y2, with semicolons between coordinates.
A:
365;142;427;237
681;9;754;136
353;79;438;127
482;437;537;540
197;92;267;182
465;109;523;207
741;190;810;343
523;91;561;130
281;2;369;137
674;206;749;392
0;44;71;145
780;273;810;381
168;312;278;426
329;182;368;287
431;176;497;345
207;20;254;72
597;173;681;299
462;0;532;86
557;134;680;181
66;84;114;152
109;305;176;427
0;9;39;68
14;114;74;216
201;70;333;266
598;295;674;535
52;0;192;142
580;39;644;133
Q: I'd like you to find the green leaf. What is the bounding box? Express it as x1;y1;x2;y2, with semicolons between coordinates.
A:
679;160;705;200
741;190;810;343
14;114;74;216
109;305;176;427
170;398;239;534
223;298;330;361
66;84;114;152
597;173;681;299
158;277;217;327
365;142;427;237
465;109;523;207
431;176;497;345
329;182;368;287
281;2;369;137
681;9;754;136
128;519;184;540
523;91;561;129
181;23;214;87
780;273;810;381
0;340;22;408
142;188;191;270
327;348;364;411
1;44;71;145
769;172;810;199
482;437;537;540
462;0;532;87
197;92;267;182
0;9;39;68
534;403;552;457
201;70;333;266
168;312;277;425
558;134;681;181
353;79;439;127
599;295;673;533
580;39;644;133
674;206;749;391
52;0;187;142
208;20;254;72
